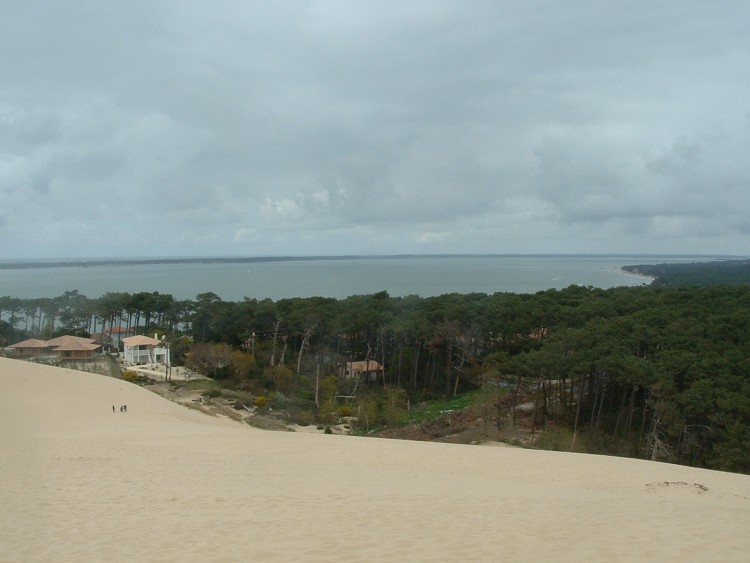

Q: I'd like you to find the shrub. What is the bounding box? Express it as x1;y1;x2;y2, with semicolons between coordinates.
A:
237;378;264;395
263;365;294;394
268;392;288;409
292;409;314;426
337;405;353;417
316;397;338;425
254;395;268;407
122;370;139;382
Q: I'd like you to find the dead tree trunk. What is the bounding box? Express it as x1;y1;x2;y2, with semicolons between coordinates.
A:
270;319;282;367
296;326;315;377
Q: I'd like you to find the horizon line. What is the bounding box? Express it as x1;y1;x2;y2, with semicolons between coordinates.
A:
0;253;744;270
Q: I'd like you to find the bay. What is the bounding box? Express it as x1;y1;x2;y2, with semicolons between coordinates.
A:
0;255;726;301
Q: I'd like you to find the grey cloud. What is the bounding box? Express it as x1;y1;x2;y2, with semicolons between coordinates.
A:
30;175;51;196
0;107;61;154
647;140;703;175
1;1;749;257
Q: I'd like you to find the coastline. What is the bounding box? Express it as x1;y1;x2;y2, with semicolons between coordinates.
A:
618;266;656;284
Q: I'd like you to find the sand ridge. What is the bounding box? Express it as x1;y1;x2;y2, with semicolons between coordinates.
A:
2;357;749;562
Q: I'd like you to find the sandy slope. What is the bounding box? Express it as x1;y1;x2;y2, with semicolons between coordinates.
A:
1;357;749;562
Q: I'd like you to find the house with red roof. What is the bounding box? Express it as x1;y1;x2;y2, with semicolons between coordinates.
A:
8;335;100;360
8;339;52;357
104;326;135;347
52;339;101;360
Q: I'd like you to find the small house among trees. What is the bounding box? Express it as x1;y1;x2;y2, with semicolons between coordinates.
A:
52;339;101;359
338;360;385;382
104;326;134;347
8;339;51;356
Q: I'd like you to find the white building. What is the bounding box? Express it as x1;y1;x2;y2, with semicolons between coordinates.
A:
122;335;170;366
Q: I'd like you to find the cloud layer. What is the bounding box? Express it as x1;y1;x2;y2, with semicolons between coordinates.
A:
1;1;749;258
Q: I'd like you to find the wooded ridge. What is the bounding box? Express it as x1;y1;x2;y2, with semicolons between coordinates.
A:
623;258;750;286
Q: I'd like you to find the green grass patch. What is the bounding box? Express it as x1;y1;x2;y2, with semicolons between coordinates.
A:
407;390;491;424
179;378;221;391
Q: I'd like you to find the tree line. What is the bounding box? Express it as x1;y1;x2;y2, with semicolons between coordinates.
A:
1;283;748;473
622;258;750;287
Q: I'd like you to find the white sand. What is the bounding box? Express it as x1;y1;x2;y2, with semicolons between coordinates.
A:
2;357;749;562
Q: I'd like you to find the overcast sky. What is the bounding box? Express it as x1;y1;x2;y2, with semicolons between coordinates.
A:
1;1;749;259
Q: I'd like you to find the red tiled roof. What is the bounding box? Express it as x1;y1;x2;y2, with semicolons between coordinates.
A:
53;341;101;352
9;339;50;349
45;335;96;347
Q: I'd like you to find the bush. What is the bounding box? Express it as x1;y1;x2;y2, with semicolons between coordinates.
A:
263;365;294;394
316;397;338;425
292;409;314;426
120;370;155;386
337;405;353;417
237;378;264;395
254;395;268;407
122;370;139;382
268;392;289;410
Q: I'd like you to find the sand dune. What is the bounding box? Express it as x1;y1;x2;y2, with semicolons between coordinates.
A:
2;357;749;562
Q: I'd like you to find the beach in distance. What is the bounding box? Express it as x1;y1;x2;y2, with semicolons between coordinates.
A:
0;254;728;300
2;357;749;562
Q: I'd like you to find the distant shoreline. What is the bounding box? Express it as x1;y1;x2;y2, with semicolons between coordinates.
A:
617;267;656;284
0;253;731;271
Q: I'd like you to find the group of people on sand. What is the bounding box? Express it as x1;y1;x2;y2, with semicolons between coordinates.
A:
113;404;127;413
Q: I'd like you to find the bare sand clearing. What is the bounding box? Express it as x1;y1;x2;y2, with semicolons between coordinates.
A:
2;357;749;562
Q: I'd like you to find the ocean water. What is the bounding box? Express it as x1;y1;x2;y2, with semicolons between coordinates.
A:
0;255;724;301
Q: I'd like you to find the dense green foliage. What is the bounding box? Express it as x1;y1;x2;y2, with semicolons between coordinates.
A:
623;258;750;287
2;280;749;473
